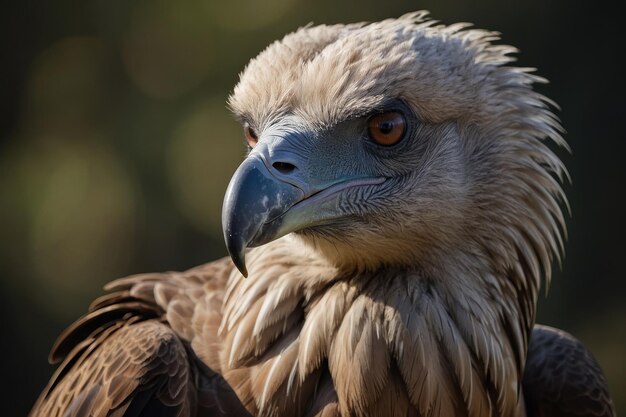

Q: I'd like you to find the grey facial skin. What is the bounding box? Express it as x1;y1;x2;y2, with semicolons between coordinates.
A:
222;116;387;277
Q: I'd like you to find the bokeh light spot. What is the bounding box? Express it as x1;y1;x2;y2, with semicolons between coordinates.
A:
24;36;119;134
123;0;214;98
166;98;242;238
206;0;296;31
0;136;138;319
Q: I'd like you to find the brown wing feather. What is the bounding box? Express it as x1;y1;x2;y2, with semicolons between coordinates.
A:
30;259;251;417
31;318;194;417
523;325;616;417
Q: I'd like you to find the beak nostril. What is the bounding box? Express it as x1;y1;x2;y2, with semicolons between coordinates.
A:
272;161;297;174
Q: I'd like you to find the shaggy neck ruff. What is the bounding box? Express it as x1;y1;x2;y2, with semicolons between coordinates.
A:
218;238;528;417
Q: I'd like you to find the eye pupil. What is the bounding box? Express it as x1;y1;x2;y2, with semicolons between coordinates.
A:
367;111;406;146
379;121;394;134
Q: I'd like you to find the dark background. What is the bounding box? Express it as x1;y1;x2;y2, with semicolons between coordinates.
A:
1;0;624;415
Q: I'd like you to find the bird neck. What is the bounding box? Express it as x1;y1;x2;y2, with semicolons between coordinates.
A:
219;238;529;416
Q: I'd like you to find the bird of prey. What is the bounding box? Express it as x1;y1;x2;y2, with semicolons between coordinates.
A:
30;11;615;417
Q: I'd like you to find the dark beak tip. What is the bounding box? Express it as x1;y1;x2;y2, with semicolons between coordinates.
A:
224;233;249;278
236;265;249;278
228;249;249;277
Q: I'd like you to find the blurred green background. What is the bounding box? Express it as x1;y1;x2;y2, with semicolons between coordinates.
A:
0;0;623;415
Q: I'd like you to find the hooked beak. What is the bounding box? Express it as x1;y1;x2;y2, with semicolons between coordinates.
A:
221;156;303;276
221;154;384;277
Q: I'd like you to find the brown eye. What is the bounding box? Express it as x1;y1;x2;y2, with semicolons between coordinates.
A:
367;111;406;146
244;123;258;148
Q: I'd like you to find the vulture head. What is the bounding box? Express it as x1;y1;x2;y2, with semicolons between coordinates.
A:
220;19;569;413
223;11;567;283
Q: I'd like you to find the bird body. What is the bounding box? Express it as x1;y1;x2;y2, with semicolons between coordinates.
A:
31;12;615;417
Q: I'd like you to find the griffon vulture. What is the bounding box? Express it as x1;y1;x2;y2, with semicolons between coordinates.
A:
30;11;615;417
